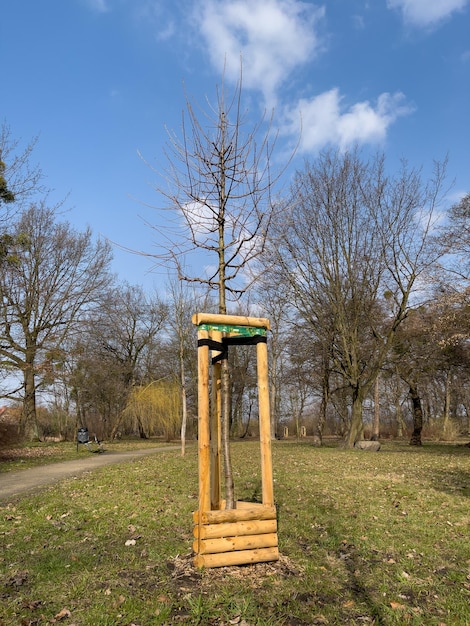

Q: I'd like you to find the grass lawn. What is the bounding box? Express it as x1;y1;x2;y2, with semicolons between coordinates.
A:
0;440;469;625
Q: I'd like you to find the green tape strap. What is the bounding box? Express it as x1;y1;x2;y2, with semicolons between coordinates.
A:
198;323;267;337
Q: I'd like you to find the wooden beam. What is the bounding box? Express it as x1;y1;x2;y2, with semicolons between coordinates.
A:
193;505;277;525
192;312;270;330
194;519;277;540
194;547;279;569
194;532;278;555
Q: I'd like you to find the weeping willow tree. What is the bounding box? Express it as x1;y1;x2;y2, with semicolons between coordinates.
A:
123;380;181;441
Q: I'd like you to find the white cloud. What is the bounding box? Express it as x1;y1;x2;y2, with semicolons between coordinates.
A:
387;0;468;28
193;0;416;153
283;89;414;153
181;200;218;243
196;0;325;105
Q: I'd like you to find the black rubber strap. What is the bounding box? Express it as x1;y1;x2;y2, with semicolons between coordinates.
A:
198;334;267;364
197;338;225;352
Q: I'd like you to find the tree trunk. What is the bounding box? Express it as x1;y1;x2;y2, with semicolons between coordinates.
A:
22;364;39;440
137;418;148;439
180;351;187;456
314;366;330;446
409;383;423;446
344;388;364;448
395;398;405;438
371;375;380;441
241;397;253;438
221;356;235;508
442;369;451;439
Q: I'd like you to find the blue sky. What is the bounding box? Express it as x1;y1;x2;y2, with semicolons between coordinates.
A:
2;0;469;292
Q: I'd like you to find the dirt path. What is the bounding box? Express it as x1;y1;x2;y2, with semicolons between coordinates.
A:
0;447;180;503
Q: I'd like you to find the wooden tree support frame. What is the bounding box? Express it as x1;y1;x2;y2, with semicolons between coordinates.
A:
192;313;279;569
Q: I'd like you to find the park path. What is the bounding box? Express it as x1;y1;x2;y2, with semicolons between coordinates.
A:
0;446;180;502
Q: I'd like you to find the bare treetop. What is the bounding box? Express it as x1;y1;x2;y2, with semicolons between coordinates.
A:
144;71;293;312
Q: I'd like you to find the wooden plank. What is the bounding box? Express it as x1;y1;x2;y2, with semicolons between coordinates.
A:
192;313;270;330
194;519;277;540
193;532;278;555
193;505;277;525
194;547;279;569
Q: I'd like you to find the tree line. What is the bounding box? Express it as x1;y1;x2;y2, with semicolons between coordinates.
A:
0;100;469;450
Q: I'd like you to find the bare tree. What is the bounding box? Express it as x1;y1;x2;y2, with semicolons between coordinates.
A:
146;71;290;506
266;149;448;447
166;278;204;455
69;283;168;439
0;159;15;206
0;124;45;265
0;204;112;438
0;124;44;210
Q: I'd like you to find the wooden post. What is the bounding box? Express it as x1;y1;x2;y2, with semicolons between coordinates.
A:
211;356;222;510
197;329;211;514
257;339;274;507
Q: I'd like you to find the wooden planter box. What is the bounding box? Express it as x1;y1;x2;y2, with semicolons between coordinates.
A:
192;313;279;569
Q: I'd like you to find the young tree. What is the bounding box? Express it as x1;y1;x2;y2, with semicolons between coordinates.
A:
0;204;112;438
266;149;448;447
147;73;288;506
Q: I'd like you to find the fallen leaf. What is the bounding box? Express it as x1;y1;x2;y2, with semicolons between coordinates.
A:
157;594;170;603
54;607;71;620
390;602;407;610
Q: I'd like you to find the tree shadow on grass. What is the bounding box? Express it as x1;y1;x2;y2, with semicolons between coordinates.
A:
426;467;470;498
381;441;470;498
